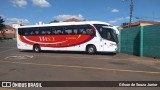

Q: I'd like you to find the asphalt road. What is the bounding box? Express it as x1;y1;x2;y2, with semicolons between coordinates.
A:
0;40;160;90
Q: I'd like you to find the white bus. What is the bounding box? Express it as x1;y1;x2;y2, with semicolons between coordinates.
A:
17;21;119;54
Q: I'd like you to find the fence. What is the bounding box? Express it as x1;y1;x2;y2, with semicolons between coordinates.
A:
119;24;160;58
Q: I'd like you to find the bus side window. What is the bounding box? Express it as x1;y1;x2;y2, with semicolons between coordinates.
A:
25;28;31;35
64;26;73;35
35;30;39;35
47;30;51;35
73;29;78;34
24;30;29;35
79;25;94;35
46;27;51;35
51;27;55;34
80;28;86;34
41;31;46;35
55;30;62;34
65;29;72;34
30;31;35;35
21;29;28;36
55;27;63;35
24;32;28;35
86;28;94;35
52;30;55;34
58;30;62;34
18;28;24;35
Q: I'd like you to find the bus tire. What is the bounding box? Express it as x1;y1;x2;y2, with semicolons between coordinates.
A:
33;44;41;53
86;45;96;55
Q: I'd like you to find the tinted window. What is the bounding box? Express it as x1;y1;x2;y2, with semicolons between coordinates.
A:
78;25;94;35
64;26;73;34
18;27;52;36
18;25;95;36
18;28;24;35
54;27;63;34
39;27;51;35
94;24;118;43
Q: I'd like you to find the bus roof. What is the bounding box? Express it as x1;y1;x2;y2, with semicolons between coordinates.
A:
18;21;112;28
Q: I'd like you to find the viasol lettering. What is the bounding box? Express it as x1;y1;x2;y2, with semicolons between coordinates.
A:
39;36;54;41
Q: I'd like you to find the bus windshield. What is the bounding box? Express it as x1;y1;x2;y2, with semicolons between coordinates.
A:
94;24;118;43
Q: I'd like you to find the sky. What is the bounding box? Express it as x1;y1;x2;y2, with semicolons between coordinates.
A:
0;0;160;26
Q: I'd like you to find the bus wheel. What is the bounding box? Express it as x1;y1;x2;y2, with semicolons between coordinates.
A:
33;44;41;53
86;45;96;55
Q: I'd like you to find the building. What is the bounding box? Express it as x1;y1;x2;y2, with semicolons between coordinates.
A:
12;23;21;29
118;20;160;30
64;18;82;22
0;25;16;39
36;21;44;25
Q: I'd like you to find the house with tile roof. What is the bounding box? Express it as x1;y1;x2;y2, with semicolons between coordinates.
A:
118;20;160;30
64;18;82;22
0;25;16;39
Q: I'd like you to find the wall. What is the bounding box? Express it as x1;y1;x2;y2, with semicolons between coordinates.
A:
119;24;160;58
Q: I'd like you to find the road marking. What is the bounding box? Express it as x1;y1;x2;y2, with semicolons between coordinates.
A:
1;60;160;74
5;55;33;60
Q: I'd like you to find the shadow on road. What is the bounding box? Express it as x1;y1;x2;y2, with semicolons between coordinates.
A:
19;50;116;56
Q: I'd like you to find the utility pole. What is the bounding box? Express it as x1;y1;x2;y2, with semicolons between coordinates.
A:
129;0;133;27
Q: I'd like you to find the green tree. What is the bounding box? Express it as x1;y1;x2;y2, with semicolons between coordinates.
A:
49;20;59;23
0;16;5;30
0;16;5;39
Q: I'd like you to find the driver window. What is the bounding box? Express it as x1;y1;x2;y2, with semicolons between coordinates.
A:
106;31;111;40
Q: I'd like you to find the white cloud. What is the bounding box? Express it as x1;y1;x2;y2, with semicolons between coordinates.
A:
108;16;129;24
111;9;119;13
32;0;51;7
7;18;29;25
155;20;160;22
10;0;27;8
125;16;130;19
109;18;123;24
54;14;85;21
